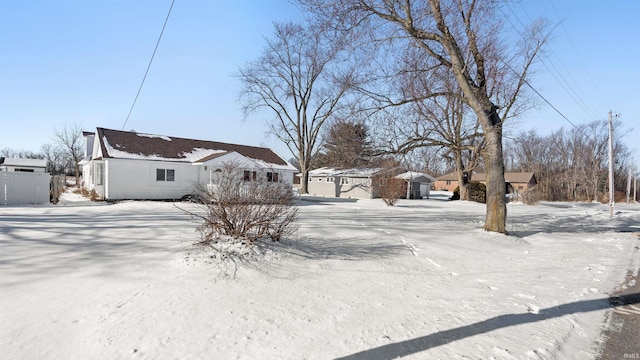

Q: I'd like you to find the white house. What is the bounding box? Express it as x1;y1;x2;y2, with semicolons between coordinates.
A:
0;157;50;205
80;127;297;201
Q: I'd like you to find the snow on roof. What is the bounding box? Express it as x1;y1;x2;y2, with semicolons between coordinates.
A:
250;157;298;171
0;157;46;168
103;138;229;163
96;127;296;170
308;167;385;177
308;167;337;176
137;133;172;141
395;171;437;182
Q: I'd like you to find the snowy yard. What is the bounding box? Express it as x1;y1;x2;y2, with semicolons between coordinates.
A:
1;192;639;359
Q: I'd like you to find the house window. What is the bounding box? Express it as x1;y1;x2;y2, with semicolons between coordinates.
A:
14;168;34;172
157;168;175;182
94;163;104;185
446;180;451;185
340;177;349;185
266;172;279;182
308;177;312;182
318;177;323;182
244;170;257;182
327;177;334;183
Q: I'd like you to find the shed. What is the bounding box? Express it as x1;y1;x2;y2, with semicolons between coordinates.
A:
395;171;437;199
0;158;50;205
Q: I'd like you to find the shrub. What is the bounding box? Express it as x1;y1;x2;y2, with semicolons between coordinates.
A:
89;189;100;201
451;187;460;200
192;163;298;245
378;177;405;206
452;181;486;203
468;182;486;203
520;187;540;205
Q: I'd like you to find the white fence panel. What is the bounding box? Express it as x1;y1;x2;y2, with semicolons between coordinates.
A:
1;172;51;205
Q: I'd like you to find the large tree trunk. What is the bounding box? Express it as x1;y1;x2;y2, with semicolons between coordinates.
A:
454;152;469;201
481;111;507;233
299;151;309;194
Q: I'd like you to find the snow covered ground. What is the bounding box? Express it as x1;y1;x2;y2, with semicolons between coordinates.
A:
1;191;639;359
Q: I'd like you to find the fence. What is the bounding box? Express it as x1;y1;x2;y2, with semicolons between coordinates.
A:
1;171;51;205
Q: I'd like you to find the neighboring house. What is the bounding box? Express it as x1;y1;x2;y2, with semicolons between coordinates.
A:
306;167;433;199
396;171;438;199
434;171;462;192
434;171;537;196
80;127;297;201
0;157;50;205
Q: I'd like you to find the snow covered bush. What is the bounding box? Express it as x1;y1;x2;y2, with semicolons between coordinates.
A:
191;163;298;246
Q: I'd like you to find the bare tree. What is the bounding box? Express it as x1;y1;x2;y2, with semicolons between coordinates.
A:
401;146;448;176
237;22;360;194
386;68;483;200
41;144;66;175
300;0;549;233
54;122;83;187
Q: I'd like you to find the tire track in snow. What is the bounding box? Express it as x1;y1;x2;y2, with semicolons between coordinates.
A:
611;303;640;315
372;228;442;268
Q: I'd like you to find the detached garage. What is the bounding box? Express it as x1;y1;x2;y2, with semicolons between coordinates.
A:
0;158;50;205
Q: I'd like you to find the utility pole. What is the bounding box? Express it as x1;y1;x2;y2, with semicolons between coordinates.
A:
608;111;614;218
627;162;633;205
634;162;638;203
634;171;637;203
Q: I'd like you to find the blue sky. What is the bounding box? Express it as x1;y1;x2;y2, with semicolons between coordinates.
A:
1;1;638;168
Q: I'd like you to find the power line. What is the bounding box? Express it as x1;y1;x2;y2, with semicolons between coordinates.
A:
122;0;175;131
547;0;608;109
501;2;600;124
496;2;609;146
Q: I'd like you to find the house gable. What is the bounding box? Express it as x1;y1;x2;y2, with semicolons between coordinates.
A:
197;151;259;170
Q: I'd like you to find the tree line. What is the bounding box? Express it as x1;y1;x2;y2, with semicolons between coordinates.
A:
504;120;635;203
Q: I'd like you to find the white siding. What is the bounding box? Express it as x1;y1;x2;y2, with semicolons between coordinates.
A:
201;153;296;187
1;171;50;205
104;159;200;200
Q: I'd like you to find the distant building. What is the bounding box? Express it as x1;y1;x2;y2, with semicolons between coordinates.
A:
434;171;537;197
